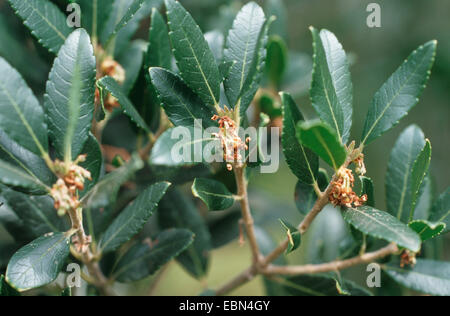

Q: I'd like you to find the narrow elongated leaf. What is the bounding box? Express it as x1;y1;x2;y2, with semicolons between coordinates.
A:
45;29;96;159
192;178;234;211
0;130;54;193
279;219;301;254
384;259;450;296
106;0;146;43
99;182;171;253
223;2;266;108
386;125;426;223
266;36;288;87
112;229;194;282
429;188;450;234
361;41;437;145
0;160;48;193
8;0;72;54
410;140;431;217
97;76;150;132
146;8;172;70
0;275;20;296
150;127;219;167
414;175;433;220
265;0;288;41
310;28;353;143
6;232;70;291
149;68;216;128
343;206;421;252
71;0;113;38
409;220;445;241
64;65;82;162
158;188;212;279
165;0;220;107
296;120;347;170
0;57;48;156
281;92;318;184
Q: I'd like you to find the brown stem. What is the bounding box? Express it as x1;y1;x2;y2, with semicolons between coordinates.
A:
215;266;257;296
264;243;398;276
234;166;262;266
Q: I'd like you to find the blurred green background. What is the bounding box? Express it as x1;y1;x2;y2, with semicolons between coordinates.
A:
0;0;448;295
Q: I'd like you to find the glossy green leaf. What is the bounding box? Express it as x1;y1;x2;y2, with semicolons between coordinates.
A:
361;41;437;145
266;36;288;87
0;160;48;193
343;206;421;252
386;125;426;223
296;120;347;170
99;182;170;253
105;0;146;43
71;0;113;38
45;29;96;159
158;188;212;279
78;133;102;196
8;0;72;54
429;188;450;234
192;178;234;211
409;220;445;241
413;175;433;221
150;126;219;167
0;57;48;156
0;275;20;296
165;0;220;107
6;232;70;291
279;275;371;296
279;219;301;254
146;8;172;71
149;68;217;128
64;64;82;162
223;2;266;108
384;259;450;296
112;229;194;282
281;92;318;184
82;154;144;210
310;27;353;144
360;176;374;207
97;76;150;132
410;140;431;216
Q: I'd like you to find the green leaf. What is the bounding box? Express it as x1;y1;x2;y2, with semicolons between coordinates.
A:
83;154;144;210
97;76;150;132
414;175;433;221
165;0;221;107
0;57;48;156
146;8;172;71
265;0;288;41
64;64;82;162
310;27;353;144
279;219;301;254
0;275;20;296
112;229;194;282
6;232;70;291
266;36;288;87
150;127;219;167
105;0;147;43
281;92;318;184
71;0;113;38
359;176;374;207
408;220;445;241
361;41;437;145
294;169;328;216
386;125;426;223
342;206;421;252
0;160;48;193
158;188;212;279
296;120;347;171
45;29;96;159
410;140;432;218
99;182;170;253
192;178;234;211
0;130;54;194
149;68;216;128
79;133;103;196
223;2;266;108
8;0;72;54
384;259;450;296
0;186;66;239
429;188;450;234
279;275;371;296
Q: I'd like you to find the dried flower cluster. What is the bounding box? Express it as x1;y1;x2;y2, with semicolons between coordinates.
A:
211;114;249;171
50;155;92;217
400;250;417;268
329;167;368;208
354;153;367;176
